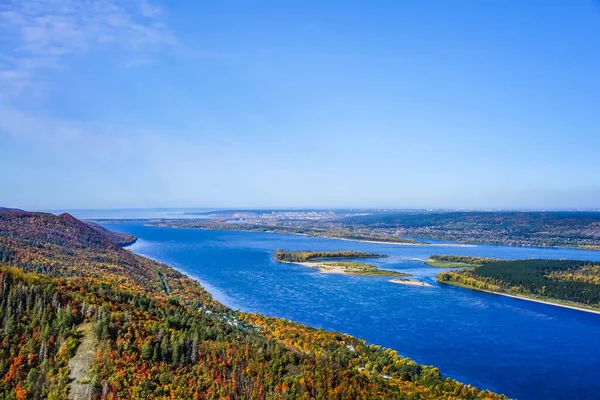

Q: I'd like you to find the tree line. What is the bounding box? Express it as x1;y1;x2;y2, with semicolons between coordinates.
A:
274;250;386;263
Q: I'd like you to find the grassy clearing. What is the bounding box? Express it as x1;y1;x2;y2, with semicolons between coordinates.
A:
68;322;97;400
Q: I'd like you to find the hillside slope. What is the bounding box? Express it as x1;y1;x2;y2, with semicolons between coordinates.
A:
0;210;218;308
0;210;506;399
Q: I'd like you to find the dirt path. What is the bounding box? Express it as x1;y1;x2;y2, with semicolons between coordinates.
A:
68;322;97;400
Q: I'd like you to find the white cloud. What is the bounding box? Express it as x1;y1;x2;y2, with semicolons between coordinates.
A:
0;0;244;208
0;0;176;98
0;0;185;158
0;101;133;157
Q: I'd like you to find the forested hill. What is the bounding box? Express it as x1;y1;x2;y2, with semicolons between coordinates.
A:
0;209;219;308
0;209;506;399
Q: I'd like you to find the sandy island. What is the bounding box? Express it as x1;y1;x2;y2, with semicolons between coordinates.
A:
279;260;408;277
294;261;351;274
390;279;433;287
282;260;370;274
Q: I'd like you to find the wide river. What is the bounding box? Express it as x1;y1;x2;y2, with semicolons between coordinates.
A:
103;221;600;400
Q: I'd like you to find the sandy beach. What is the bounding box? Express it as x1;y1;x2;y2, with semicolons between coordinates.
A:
390;279;433;287
280;260;366;274
297;261;349;274
439;281;600;315
278;259;409;276
489;291;600;315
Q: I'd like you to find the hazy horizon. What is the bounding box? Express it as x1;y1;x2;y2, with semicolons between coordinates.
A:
21;206;600;214
1;1;599;210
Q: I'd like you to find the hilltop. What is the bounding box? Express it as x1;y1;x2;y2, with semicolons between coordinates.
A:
0;209;215;306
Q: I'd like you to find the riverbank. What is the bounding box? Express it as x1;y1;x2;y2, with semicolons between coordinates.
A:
120;237;138;247
424;258;478;268
438;280;600;315
142;220;483;248
326;236;476;247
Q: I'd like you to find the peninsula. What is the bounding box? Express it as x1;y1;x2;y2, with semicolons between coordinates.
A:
436;256;600;313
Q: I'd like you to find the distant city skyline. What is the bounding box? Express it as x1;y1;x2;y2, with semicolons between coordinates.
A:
1;1;599;210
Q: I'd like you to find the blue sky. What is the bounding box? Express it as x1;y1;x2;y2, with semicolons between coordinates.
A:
1;0;599;210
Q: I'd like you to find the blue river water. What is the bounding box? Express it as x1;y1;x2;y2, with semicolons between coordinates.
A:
103;222;600;400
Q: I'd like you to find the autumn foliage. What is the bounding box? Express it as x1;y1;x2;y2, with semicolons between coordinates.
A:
0;209;507;399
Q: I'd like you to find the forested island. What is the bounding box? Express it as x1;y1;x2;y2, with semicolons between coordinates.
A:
436;256;600;312
274;250;408;276
274;250;387;262
0;209;506;399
